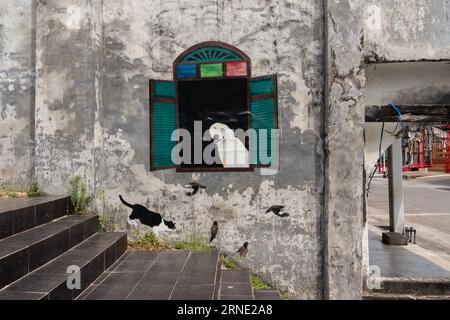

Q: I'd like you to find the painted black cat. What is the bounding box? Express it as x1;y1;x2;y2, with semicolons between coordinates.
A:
119;194;176;229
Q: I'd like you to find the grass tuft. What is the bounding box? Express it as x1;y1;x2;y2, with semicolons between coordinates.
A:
250;274;271;290
99;215;117;232
27;181;43;198
281;293;289;300
128;232;169;251
68;175;101;214
173;240;212;252
128;231;213;252
0;184;43;199
219;255;240;270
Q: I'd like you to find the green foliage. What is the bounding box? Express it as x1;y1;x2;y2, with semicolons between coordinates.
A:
219;255;240;270
172;219;212;252
0;187;21;198
0;182;43;199
250;274;271;290
129;231;169;251
280;293;289;300
68;175;98;213
99;215;117;232
173;240;212;252
27;181;43;198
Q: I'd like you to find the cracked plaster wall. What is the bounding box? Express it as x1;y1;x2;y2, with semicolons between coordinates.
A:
365;0;450;62
0;0;34;188
32;0;324;299
2;0;449;299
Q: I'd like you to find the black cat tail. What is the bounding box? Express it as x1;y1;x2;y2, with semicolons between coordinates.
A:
118;194;134;209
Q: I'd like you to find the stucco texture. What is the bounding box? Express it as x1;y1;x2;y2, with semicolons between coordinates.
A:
28;0;325;299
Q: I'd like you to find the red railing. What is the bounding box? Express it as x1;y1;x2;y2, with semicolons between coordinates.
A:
446;127;450;174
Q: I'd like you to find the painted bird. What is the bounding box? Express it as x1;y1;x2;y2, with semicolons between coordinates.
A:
210;221;219;242
266;205;290;218
235;242;248;257
185;181;207;196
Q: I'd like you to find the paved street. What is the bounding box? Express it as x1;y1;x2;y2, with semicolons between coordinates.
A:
368;175;450;278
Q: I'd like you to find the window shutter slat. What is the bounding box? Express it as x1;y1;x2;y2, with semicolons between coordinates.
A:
150;80;177;171
250;75;278;167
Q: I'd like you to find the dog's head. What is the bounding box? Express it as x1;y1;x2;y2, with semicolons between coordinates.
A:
209;123;234;141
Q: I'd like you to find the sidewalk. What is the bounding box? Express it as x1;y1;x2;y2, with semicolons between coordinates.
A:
402;171;449;180
369;225;450;278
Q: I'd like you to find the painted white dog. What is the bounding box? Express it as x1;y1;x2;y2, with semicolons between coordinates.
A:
209;123;249;168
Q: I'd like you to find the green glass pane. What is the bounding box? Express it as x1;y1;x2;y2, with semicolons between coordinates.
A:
154;81;176;99
200;63;223;78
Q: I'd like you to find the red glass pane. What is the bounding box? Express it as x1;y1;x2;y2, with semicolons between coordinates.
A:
226;62;247;77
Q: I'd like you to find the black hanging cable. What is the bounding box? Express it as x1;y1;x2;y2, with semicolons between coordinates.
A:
385;102;403;135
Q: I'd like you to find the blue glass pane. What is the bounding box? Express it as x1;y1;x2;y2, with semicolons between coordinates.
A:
177;64;197;79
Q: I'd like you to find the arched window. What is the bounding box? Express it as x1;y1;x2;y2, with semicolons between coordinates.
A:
150;41;278;172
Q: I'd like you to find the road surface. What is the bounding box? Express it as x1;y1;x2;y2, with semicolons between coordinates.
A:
368;175;450;277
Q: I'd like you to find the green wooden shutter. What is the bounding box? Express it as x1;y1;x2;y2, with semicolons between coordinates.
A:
250;75;278;167
150;80;177;171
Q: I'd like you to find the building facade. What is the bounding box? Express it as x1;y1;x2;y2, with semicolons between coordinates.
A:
1;0;449;299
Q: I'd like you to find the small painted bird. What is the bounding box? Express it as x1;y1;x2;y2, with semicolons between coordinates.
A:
210;221;219;242
235;242;249;257
185;181;207;196
266;205;290;218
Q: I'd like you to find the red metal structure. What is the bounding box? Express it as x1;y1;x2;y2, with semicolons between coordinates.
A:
402;128;433;172
445;125;450;174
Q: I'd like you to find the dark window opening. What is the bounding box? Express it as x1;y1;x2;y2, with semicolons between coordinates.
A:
178;78;249;169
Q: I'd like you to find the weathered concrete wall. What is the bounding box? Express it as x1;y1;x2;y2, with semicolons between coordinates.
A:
0;0;34;189
3;0;448;300
365;0;450;62
34;0;102;193
365;62;450;106
99;0;325;299
1;0;325;299
324;0;365;300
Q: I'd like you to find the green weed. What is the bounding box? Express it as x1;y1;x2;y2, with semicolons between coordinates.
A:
250;274;271;290
128;231;169;251
173;240;212;252
68;175;100;213
27;181;43;197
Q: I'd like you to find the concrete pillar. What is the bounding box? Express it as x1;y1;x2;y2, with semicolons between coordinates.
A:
388;139;405;233
382;138;408;245
324;0;366;300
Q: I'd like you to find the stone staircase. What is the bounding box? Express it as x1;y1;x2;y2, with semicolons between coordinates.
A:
0;196;281;300
364;277;450;300
77;250;281;300
0;196;126;300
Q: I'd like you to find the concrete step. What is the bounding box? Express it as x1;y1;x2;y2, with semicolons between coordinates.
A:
218;269;254;300
364;292;450;300
0;232;127;300
0;214;98;289
0;196;72;240
79;250;220;300
371;277;450;296
217;269;281;300
254;290;281;300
